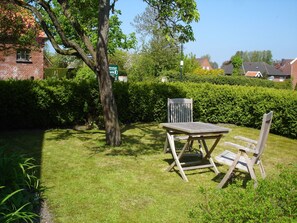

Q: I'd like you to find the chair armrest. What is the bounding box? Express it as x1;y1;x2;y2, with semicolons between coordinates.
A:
234;136;257;145
224;142;257;153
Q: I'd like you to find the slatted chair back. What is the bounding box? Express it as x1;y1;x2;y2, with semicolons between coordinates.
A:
253;111;273;164
168;98;193;123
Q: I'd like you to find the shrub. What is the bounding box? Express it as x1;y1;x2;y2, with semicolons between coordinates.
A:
0;79;296;139
75;66;96;81
189;164;297;223
183;75;292;90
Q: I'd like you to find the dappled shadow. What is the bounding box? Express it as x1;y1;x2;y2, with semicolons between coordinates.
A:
163;156;218;180
46;128;105;142
211;170;252;188
102;123;166;156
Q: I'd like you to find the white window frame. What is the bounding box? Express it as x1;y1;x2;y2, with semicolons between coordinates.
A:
16;49;31;63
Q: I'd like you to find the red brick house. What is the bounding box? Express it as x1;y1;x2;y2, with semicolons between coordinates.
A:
197;58;213;70
0;4;46;80
290;58;297;89
275;58;297;89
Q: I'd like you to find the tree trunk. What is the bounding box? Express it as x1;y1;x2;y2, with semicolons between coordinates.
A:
97;69;121;146
97;0;121;146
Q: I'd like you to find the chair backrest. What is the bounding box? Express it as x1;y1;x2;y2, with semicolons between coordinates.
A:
253;111;273;162
167;98;193;123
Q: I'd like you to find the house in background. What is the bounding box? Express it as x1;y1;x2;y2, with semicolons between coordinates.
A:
0;5;46;80
245;71;263;78
275;58;297;89
221;62;290;82
197;57;213;70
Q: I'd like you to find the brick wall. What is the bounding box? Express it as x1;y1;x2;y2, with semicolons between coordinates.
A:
291;59;297;90
0;46;44;80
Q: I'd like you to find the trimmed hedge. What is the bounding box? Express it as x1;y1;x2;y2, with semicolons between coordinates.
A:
0;79;100;129
0;80;296;139
184;74;292;90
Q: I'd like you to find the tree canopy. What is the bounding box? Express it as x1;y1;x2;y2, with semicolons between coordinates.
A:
0;1;41;49
234;50;273;65
6;0;200;146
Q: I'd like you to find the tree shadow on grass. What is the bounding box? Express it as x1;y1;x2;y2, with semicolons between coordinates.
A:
89;123;166;156
45;128;105;142
211;170;253;189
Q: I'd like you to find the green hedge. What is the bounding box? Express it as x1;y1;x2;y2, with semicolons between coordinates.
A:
0;79;100;129
184;74;292;90
0;80;296;139
117;82;297;139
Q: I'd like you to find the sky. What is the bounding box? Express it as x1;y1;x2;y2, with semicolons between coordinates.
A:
116;0;297;67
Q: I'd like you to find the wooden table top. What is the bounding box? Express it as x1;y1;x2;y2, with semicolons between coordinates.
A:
160;122;230;135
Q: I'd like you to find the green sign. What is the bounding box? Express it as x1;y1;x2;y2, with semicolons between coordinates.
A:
109;64;118;80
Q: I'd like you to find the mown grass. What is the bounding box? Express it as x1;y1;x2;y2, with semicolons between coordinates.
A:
0;123;296;223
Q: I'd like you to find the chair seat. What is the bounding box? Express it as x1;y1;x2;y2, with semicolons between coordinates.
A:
215;150;249;172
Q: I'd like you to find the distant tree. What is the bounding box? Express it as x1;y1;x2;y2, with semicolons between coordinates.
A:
108;49;129;76
183;53;200;74
234;50;273;64
131;6;190;80
231;55;243;76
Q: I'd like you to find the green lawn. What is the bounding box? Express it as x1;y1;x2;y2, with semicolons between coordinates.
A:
1;123;296;223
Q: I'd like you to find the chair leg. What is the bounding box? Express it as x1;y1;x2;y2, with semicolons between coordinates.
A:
163;137;169;153
258;160;266;179
217;152;242;189
243;153;258;188
198;139;203;156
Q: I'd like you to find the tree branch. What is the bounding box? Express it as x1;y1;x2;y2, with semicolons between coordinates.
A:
57;0;96;60
12;0;95;69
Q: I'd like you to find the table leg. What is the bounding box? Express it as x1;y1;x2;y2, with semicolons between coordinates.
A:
166;132;189;182
201;136;222;175
166;137;191;172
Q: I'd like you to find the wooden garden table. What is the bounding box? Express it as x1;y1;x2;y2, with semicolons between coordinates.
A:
161;122;230;182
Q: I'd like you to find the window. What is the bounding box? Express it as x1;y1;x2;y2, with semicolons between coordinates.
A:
16;49;31;63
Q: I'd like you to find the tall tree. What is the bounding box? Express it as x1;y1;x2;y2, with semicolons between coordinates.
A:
231;55;243;76
234;50;273;64
9;0;199;146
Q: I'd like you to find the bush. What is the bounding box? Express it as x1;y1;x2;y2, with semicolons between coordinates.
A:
183;75;292;90
0;79;100;129
75;66;96;81
0;79;296;139
116;82;297;139
0;147;42;223
189;165;297;223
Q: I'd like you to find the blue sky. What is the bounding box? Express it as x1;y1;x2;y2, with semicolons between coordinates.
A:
116;0;297;66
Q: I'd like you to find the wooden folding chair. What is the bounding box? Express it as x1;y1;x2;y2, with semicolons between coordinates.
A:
215;111;273;188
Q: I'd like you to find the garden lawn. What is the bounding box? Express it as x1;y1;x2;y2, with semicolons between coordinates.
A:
1;123;296;223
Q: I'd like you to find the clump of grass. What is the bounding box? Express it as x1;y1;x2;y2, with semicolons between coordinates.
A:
0;147;43;223
189;164;297;222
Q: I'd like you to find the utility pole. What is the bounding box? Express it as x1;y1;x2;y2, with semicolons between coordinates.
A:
180;43;183;81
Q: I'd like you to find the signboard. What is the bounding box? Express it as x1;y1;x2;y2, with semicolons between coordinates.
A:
109;64;118;80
